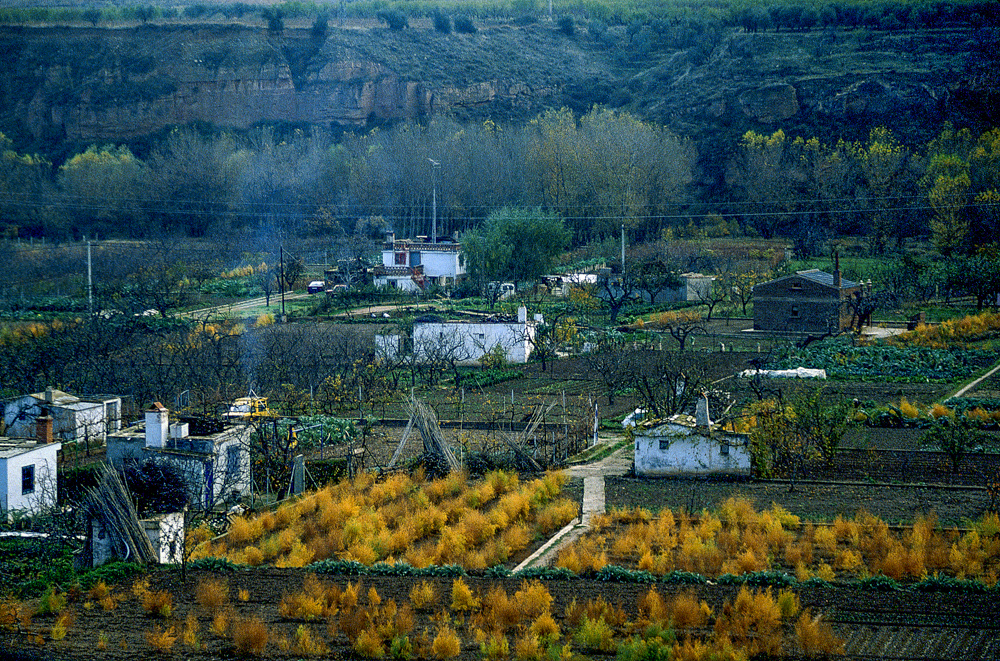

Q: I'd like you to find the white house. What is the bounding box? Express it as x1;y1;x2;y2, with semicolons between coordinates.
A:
633;397;750;476
378;307;539;365
372;232;465;291
0;415;62;521
105;403;250;510
3;388;121;444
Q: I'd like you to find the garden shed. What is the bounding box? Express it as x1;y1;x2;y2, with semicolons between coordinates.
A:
753;267;860;334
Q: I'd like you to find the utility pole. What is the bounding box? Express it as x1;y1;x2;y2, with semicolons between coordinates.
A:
279;245;286;322
428;158;440;243
621;224;626;274
87;238;93;316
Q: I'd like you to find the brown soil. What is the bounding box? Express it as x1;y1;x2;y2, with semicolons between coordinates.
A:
6;568;999;661
605;475;990;525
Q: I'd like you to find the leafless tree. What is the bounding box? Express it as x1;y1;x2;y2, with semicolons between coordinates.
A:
625;349;706;418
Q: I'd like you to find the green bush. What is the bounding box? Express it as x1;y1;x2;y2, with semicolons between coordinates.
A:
378;10;408;30
454;16;477;33
432;9;451;33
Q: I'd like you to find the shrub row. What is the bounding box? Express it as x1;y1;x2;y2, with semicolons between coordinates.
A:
182;557;1000;594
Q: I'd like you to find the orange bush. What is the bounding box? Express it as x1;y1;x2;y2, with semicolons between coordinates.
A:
232;614;269;655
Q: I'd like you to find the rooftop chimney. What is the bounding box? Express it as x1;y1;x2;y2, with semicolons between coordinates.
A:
35;413;53;444
695;393;712;429
44;387;54;403
145;402;169;449
386;231;395;246
833;251;842;289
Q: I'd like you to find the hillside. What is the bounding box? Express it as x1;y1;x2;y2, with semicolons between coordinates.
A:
0;21;996;156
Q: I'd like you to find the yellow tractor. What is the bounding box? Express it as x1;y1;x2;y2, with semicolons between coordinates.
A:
224;391;276;421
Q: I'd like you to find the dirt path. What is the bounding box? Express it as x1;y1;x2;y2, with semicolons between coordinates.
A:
515;434;633;569
950;359;1000;398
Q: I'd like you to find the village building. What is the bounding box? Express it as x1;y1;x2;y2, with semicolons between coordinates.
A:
372;232;465;291
595;270;716;304
752;267;861;334
632;396;751;476
105;403;250;510
3;388;121;445
0;414;61;521
377;306;539;365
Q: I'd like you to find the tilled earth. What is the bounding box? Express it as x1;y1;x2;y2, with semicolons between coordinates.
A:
5;569;999;661
605;475;990;525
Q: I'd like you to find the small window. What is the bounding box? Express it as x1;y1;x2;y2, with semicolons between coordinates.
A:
790;282;803;290
790;306;800;318
658;439;669;451
21;465;35;495
394;252;407;265
719;443;730;456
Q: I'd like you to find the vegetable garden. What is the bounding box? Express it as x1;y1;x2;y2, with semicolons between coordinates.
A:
192;470;578;571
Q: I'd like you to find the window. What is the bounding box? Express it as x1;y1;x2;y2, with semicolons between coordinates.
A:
394;252;407;265
790;281;802;290
790;306;800;318
658;439;669;451
719;443;730;456
21;465;34;495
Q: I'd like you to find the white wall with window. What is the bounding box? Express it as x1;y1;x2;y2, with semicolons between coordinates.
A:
0;441;62;520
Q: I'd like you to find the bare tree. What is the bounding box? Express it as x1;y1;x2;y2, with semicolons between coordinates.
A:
695;277;728;321
654;310;707;350
597;268;637;323
585;333;630;405
626;349;705;418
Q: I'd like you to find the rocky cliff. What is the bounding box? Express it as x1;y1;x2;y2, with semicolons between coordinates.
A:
0;22;996;150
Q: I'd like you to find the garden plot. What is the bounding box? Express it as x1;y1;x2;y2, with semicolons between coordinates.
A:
5;568;999;661
554;497;1000;585
605;476;991;525
192;470;578;571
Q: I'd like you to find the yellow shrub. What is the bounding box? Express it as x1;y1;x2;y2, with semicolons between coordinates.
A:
529;612;560;643
514;581;553;620
145;625;177;652
450;578;478;612
930;403;954;419
795;609;845;656
410;581;436;611
195;578;228;612
899;398;921;419
232;614;269;655
432;624;462;659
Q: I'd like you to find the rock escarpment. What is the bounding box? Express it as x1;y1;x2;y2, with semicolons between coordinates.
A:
0;22;995;147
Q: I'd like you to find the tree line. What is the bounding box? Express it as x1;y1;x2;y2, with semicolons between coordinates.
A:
1;0;996;34
2;116;997;257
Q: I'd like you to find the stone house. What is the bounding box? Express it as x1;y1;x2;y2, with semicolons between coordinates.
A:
752;268;860;334
105;403;250;510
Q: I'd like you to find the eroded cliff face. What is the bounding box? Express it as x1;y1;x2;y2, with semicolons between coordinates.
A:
0;22;995;147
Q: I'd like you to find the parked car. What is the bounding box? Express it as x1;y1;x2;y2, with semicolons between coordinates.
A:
307;281;325;294
486;281;516;300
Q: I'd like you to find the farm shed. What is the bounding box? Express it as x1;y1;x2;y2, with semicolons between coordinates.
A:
378;306;539;365
0;416;62;521
3;387;121;444
633;398;750;476
753;267;860;334
105;403;250;510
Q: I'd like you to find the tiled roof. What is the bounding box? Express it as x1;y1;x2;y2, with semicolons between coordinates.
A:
796;269;859;289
